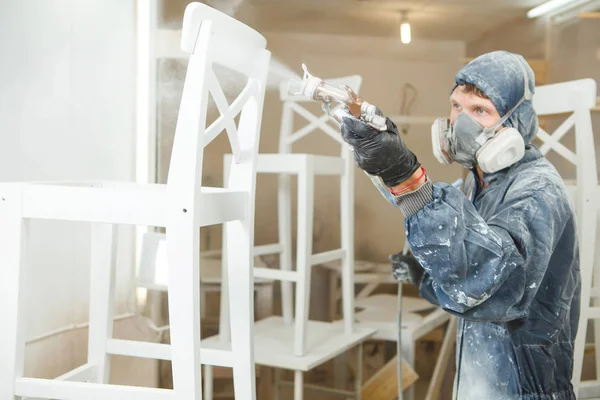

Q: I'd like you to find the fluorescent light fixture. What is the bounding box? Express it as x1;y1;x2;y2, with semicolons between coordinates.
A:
527;0;590;18
401;22;411;44
400;12;411;44
551;0;600;24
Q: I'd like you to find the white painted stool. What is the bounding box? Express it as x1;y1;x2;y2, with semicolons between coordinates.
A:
202;73;376;400
0;3;270;400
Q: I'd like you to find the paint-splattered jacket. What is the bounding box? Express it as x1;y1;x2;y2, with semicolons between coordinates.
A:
398;146;580;399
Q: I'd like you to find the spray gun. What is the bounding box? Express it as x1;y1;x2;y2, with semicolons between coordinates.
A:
286;64;405;209
287;64;388;131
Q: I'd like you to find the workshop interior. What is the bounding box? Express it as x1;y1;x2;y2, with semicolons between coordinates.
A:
1;0;600;399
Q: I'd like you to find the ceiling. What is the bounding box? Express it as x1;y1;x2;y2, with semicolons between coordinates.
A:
201;0;552;42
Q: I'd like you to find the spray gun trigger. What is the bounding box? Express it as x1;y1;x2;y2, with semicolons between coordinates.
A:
321;101;332;117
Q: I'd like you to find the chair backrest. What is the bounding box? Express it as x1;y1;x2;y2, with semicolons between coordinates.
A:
532;78;598;392
532;79;598;232
167;2;271;198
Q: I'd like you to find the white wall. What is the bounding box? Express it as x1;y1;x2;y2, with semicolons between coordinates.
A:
0;0;156;383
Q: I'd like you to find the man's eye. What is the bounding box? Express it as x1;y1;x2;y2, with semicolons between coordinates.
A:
476;107;486;115
453;103;461;110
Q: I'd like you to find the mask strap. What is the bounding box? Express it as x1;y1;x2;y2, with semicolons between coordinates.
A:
515;54;533;101
476;97;524;144
476;55;532;145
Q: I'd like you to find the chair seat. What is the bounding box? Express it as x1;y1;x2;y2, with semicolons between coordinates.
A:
254;153;346;175
355;294;434;313
202;316;376;371
12;181;248;227
354;294;449;342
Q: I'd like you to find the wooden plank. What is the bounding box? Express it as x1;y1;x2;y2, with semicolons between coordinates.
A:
361;356;418;400
419;326;446;343
425;317;457;400
578;12;600;19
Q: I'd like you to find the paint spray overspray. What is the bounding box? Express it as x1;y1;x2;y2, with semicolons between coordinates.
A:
286;64;402;208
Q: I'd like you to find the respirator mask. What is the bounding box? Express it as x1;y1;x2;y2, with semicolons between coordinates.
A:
431;56;533;173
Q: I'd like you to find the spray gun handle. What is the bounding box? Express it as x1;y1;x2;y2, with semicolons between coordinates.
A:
363;113;388;131
359;101;387;131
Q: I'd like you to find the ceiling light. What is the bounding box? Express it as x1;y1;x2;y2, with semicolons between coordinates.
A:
400;12;411;44
527;0;591;18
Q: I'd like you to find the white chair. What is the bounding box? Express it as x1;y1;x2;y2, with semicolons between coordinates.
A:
202;74;376;400
0;3;270;400
529;79;598;398
137;231;275;326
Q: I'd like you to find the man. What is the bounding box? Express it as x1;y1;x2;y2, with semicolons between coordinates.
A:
340;51;580;399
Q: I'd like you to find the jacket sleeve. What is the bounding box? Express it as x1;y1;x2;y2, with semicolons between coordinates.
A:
418;272;441;307
397;179;570;322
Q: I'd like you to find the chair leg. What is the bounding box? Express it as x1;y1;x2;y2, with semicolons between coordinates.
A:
274;368;281;400
0;186;28;400
294;370;303;400
167;226;203;399
278;174;294;326
218;225;230;343
401;339;416;400
225;219;256;400
88;223;117;383
203;365;213;400
294;170;314;357
355;344;363;400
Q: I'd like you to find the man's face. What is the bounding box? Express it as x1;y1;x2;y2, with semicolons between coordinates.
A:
449;85;501;128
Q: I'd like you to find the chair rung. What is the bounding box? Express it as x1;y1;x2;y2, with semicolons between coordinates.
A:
107;339;171;360
106;339;234;368
136;280;168;292
587;307;600;319
15;378;175;400
578;379;600;398
56;363;96;382
311;249;345;266
254;243;283;256
254;267;298;282
201;349;235;368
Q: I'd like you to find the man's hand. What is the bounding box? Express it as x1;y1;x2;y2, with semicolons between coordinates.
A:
340;116;421;187
390;251;424;286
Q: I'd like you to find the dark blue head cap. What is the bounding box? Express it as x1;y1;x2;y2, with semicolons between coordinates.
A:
452;51;538;144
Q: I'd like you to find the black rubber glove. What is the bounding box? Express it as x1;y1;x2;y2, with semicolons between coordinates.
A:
390;251;424;286
340;116;421;187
